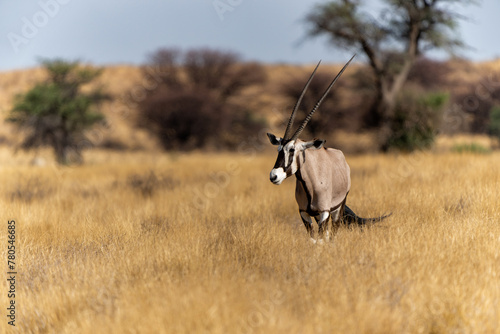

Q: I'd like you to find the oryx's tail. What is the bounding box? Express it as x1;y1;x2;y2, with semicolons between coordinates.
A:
342;205;392;226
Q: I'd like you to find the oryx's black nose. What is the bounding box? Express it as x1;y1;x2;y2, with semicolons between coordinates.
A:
270;174;277;182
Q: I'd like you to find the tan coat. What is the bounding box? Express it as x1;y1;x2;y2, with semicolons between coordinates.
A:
295;144;351;215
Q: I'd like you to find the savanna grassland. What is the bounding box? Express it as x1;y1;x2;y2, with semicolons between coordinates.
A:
1;148;499;334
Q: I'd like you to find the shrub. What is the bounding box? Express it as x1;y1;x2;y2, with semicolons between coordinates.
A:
127;171;179;197
451;76;500;134
281;70;344;137
137;48;267;151
10;178;53;203
488;105;500;138
408;57;451;89
451;143;491;154
384;91;448;152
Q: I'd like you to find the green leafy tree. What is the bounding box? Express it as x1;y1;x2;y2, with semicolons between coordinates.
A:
305;0;477;147
8;59;108;164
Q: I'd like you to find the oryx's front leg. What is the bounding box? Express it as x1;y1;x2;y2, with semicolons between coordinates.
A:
315;211;331;241
300;211;313;238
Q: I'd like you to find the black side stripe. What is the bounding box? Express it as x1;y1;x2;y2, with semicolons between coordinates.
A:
297;170;347;217
295;170;315;215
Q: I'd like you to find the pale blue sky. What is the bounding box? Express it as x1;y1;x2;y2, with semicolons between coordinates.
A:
1;0;499;71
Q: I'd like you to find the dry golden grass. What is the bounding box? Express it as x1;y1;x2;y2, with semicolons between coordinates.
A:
0;148;499;333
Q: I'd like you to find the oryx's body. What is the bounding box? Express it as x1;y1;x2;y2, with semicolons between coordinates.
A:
295;141;351;238
294;141;350;216
267;56;390;241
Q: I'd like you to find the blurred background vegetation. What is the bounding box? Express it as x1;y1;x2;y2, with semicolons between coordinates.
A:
2;0;500;163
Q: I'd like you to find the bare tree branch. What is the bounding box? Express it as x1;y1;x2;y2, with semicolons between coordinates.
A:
304;0;478;144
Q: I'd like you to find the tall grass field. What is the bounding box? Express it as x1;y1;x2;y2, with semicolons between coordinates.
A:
1;149;499;333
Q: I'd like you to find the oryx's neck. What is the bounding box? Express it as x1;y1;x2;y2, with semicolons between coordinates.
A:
295;143;314;179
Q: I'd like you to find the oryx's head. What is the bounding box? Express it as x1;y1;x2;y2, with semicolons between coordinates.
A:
267;55;355;185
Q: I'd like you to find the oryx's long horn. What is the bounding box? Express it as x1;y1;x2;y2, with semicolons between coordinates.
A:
290;54;356;142
283;60;322;140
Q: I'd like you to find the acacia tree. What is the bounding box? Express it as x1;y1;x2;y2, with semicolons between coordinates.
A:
8;59;108;164
305;0;476;143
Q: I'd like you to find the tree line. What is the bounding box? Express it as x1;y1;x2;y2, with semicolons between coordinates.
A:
7;0;500;164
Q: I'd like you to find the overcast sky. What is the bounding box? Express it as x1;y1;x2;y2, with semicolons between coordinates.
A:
1;0;499;71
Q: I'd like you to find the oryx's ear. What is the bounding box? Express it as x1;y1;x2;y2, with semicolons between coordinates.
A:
267;133;281;146
300;139;326;150
312;139;326;149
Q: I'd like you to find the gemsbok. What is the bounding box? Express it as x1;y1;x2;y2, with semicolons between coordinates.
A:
267;55;390;242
